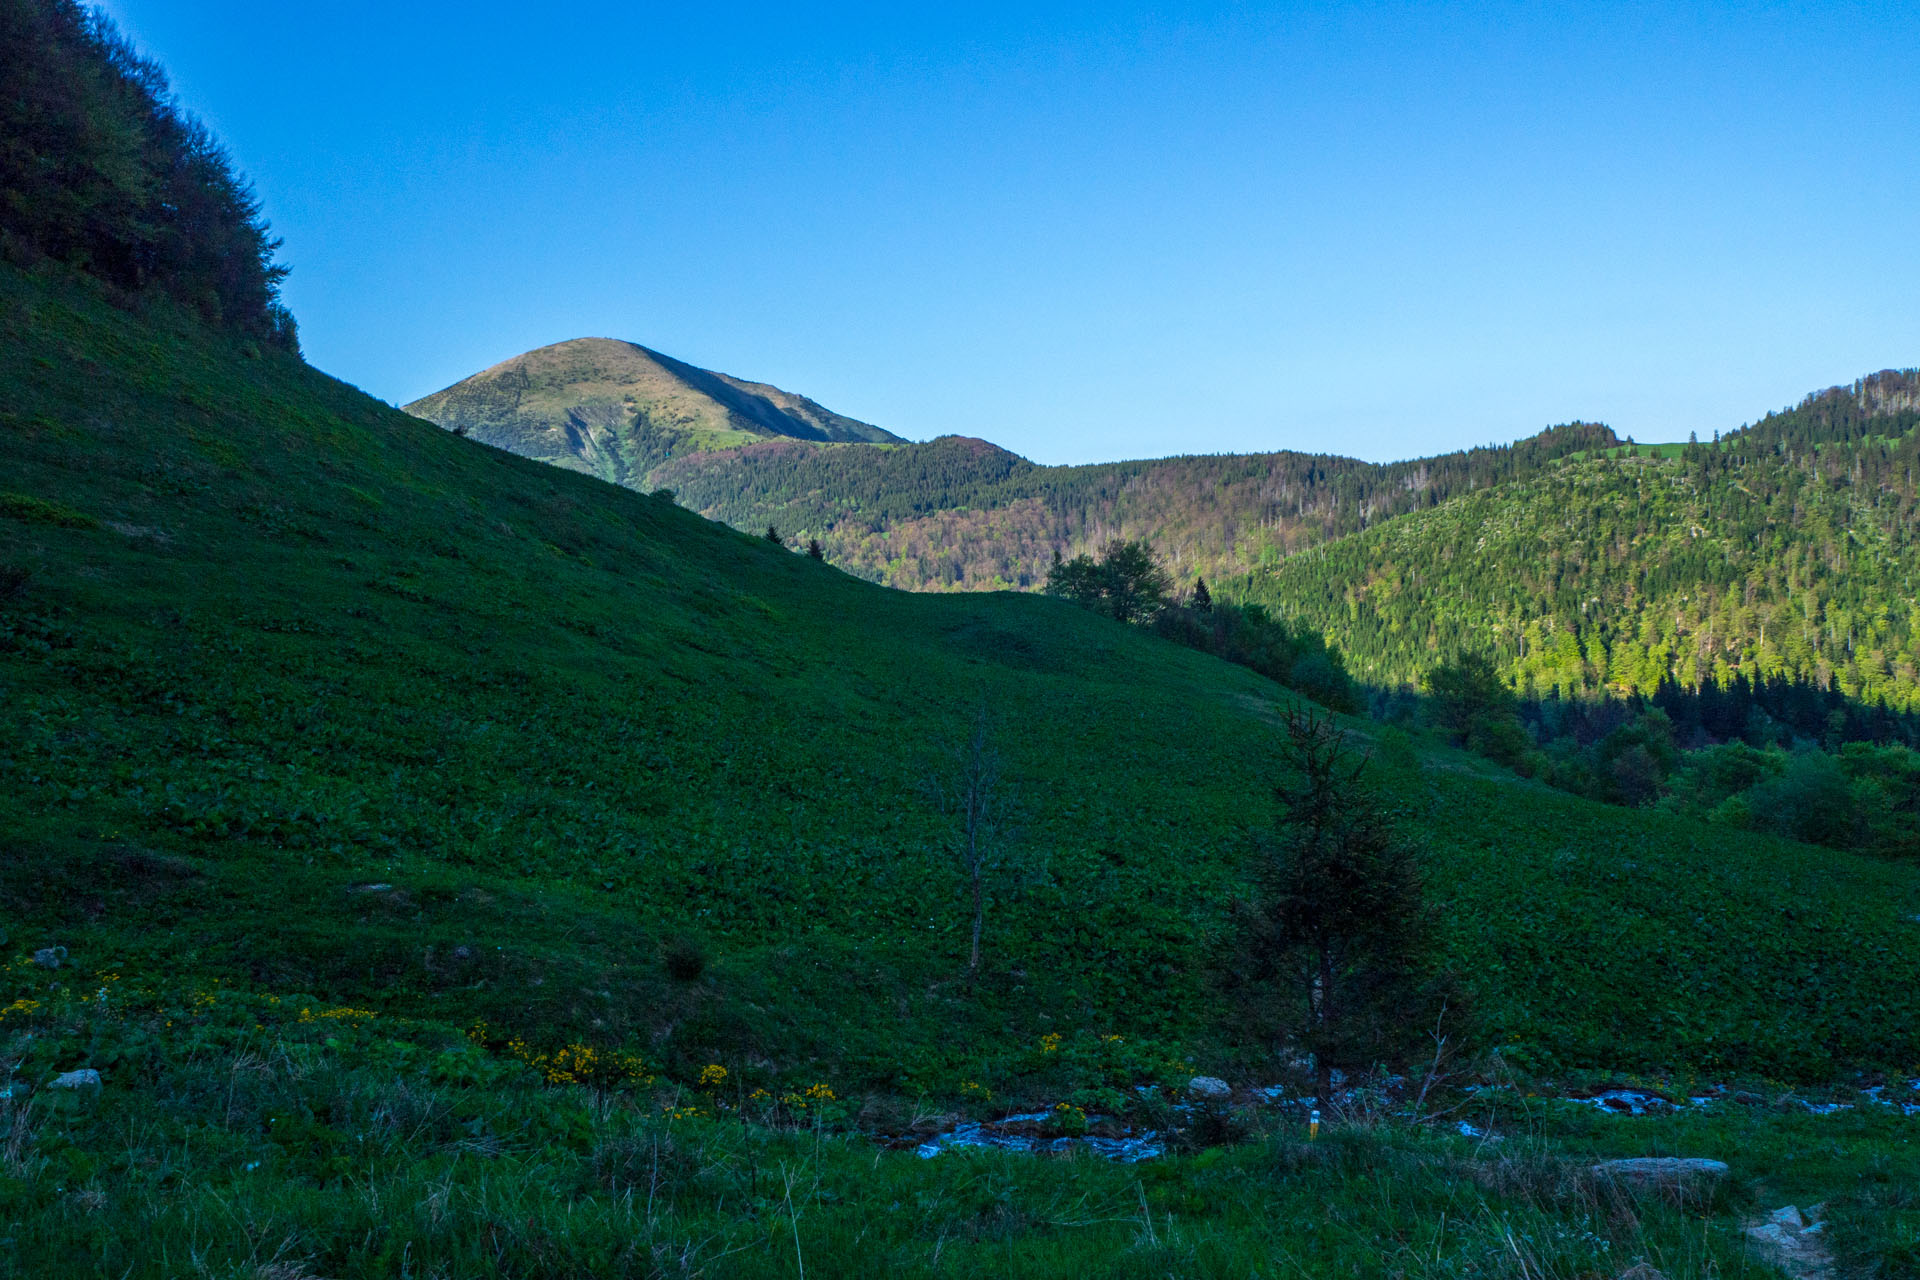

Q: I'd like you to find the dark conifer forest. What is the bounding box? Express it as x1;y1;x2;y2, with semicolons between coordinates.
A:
0;0;295;348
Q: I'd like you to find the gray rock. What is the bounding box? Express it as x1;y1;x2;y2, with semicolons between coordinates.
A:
32;946;65;969
1591;1157;1729;1185
50;1069;100;1089
1188;1076;1231;1100
1744;1204;1835;1279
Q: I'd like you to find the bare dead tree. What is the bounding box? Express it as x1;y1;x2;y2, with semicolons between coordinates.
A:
920;705;1023;978
956;707;1000;975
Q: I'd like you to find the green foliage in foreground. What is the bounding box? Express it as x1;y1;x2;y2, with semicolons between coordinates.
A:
1229;710;1443;1099
13;968;1918;1279
4;261;1920;1101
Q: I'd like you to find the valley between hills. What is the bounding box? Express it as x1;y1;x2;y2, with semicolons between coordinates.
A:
5;4;1920;1276
412;341;1920;714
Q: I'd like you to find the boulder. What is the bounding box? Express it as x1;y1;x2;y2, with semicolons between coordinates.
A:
1187;1076;1232;1100
1591;1157;1728;1186
32;947;64;969
1743;1204;1834;1278
50;1069;100;1089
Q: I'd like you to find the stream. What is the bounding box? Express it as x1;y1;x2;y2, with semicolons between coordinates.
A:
900;1078;1920;1163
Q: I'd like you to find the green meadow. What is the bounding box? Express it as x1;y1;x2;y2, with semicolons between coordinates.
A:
4;264;1920;1274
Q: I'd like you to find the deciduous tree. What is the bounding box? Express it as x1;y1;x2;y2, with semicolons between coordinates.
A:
1044;539;1172;624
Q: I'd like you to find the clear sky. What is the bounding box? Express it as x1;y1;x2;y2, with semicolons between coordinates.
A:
101;1;1918;466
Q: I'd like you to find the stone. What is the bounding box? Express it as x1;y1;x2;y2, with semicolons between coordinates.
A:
50;1069;100;1089
1188;1076;1231;1100
1614;1265;1669;1280
1745;1205;1835;1280
1591;1157;1729;1186
32;947;64;969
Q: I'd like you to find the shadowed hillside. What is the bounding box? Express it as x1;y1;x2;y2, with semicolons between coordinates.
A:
6;262;1919;1087
10;6;1920;1274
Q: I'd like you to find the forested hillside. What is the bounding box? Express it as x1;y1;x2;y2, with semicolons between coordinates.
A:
1234;372;1920;710
0;0;295;349
417;328;1920;721
649;422;1621;587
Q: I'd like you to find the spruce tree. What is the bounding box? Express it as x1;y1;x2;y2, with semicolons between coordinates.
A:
1234;708;1445;1102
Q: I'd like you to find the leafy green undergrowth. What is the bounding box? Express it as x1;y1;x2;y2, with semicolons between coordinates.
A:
2;975;1862;1280
3;258;1920;1099
10;963;1920;1277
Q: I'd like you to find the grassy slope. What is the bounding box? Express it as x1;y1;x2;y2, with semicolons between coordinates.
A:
10;265;1920;1279
3;263;1920;1092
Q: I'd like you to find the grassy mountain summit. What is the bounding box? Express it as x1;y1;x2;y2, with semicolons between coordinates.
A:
403;336;902;487
410;331;1920;715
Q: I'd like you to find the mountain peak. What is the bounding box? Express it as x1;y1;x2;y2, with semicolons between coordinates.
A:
404;339;901;486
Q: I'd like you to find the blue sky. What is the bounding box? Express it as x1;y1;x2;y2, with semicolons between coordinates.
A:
102;2;1918;465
